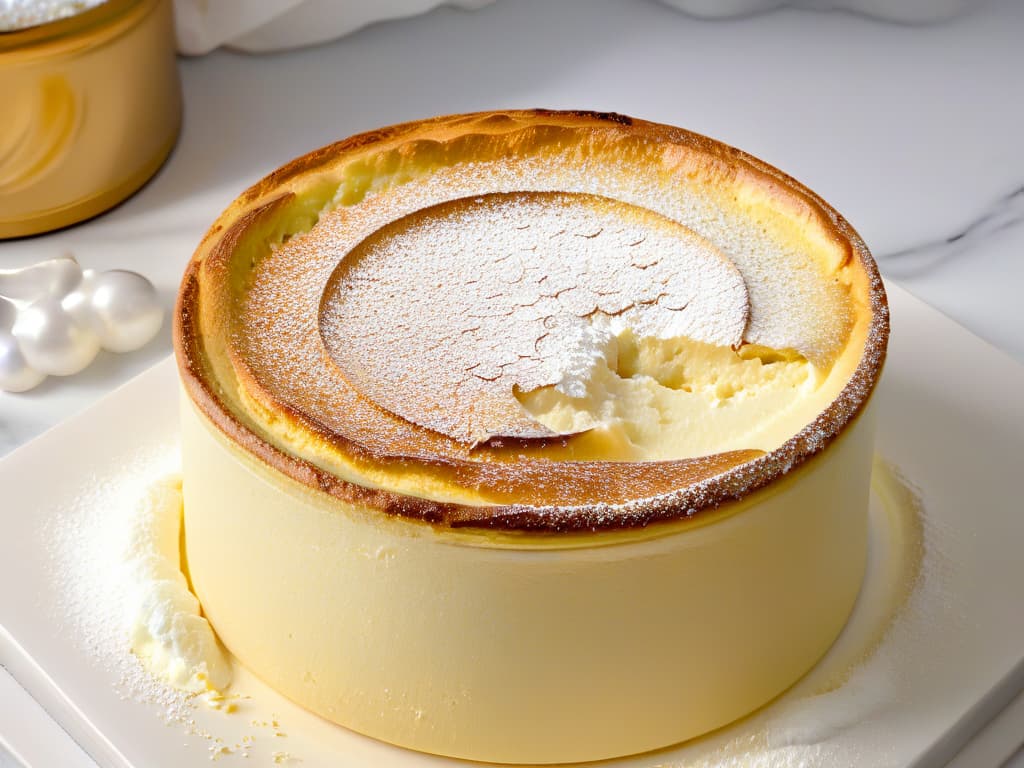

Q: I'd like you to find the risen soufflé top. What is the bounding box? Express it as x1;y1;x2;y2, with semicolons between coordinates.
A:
174;110;888;532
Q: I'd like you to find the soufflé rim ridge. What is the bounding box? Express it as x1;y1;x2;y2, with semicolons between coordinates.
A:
173;109;889;533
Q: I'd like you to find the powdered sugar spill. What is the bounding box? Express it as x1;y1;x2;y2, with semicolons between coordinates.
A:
42;441;194;718
40;441;295;762
123;475;231;695
36;439;949;767
643;459;959;768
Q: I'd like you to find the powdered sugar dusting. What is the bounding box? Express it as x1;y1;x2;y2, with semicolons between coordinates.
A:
40;442;299;761
320;192;748;444
241;137;856;462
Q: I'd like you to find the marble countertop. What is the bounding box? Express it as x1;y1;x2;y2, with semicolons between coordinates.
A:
1;0;1022;765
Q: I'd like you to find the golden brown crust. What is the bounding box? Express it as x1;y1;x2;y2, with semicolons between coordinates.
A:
173;109;888;532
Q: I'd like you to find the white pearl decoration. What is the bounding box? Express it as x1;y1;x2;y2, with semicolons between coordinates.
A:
0;256;164;393
13;297;100;376
0;298;46;393
74;270;164;353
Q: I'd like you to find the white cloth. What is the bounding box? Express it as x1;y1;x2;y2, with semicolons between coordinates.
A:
173;0;982;56
174;0;495;55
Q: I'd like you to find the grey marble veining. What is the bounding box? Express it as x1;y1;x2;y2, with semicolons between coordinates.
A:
881;184;1024;278
878;184;1024;362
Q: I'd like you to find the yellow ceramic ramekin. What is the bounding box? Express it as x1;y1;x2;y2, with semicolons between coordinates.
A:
0;0;181;238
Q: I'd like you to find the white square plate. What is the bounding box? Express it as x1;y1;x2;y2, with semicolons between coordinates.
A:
2;284;1023;768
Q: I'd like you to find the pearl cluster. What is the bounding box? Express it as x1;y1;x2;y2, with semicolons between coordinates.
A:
0;256;163;392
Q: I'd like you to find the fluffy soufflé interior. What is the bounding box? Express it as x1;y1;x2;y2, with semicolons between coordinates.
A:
517;332;816;461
